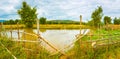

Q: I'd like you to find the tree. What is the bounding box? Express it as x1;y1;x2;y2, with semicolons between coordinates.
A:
104;16;112;25
114;17;120;25
91;6;103;27
39;17;46;24
9;19;15;24
87;20;94;26
18;1;37;28
14;19;19;24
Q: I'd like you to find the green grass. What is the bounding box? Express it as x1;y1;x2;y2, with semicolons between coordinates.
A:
3;24;89;29
65;29;120;59
0;37;60;59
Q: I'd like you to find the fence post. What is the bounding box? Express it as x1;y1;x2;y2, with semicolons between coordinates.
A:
80;15;82;34
17;22;20;40
23;31;26;40
23;31;26;47
79;15;82;57
37;19;39;35
36;19;41;43
10;25;12;39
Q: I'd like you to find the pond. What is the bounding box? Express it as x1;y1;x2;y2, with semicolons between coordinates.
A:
1;29;90;52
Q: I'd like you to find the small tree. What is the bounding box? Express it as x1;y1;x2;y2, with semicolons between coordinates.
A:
87;20;94;26
39;17;46;24
9;19;15;24
114;17;120;25
91;6;103;27
18;1;37;28
104;16;112;25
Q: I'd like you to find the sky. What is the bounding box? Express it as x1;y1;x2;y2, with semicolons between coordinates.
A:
0;0;120;22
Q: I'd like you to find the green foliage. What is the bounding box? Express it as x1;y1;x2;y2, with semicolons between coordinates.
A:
91;6;103;27
114;17;120;25
39;17;46;24
104;16;112;25
46;20;81;24
3;19;15;25
87;20;94;26
3;19;21;25
18;1;37;28
68;29;120;59
0;37;59;59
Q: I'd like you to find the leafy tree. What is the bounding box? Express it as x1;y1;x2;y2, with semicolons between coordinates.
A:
104;16;112;25
87;20;94;26
18;1;37;28
39;17;46;24
9;19;15;24
114;17;120;25
91;6;103;27
14;19;19;24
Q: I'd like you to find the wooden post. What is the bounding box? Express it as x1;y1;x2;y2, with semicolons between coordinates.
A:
0;23;1;37
0;22;3;31
0;23;2;37
17;22;20;40
79;15;82;58
23;31;26;40
10;25;12;39
36;18;42;44
37;19;40;35
1;22;3;29
80;15;82;34
23;31;26;47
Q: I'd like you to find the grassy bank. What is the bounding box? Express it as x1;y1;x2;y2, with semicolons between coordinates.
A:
3;24;120;30
0;37;60;59
65;29;120;59
3;24;89;29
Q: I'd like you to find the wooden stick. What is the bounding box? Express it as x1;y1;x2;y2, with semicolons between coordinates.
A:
96;41;120;46
10;25;12;39
10;31;37;37
12;40;41;43
0;41;17;59
50;30;88;56
87;35;120;43
10;30;12;39
38;35;66;55
17;22;20;40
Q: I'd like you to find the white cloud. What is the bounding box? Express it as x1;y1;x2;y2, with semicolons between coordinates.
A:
0;0;20;13
0;0;120;21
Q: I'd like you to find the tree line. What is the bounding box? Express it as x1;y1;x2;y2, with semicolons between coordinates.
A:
3;18;83;25
87;6;120;28
4;16;120;25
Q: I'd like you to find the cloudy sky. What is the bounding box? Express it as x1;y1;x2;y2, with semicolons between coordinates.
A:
0;0;120;22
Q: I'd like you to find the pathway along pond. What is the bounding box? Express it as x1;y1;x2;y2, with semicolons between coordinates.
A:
2;29;90;52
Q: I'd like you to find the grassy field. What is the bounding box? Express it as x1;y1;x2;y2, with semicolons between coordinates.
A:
66;29;120;59
3;24;89;29
3;24;120;30
0;37;60;59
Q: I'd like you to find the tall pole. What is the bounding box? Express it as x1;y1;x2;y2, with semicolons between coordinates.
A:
17;22;20;40
80;15;82;34
10;25;12;39
37;19;40;35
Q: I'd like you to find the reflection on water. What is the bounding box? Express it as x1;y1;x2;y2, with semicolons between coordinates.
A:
22;29;37;40
2;30;24;39
4;29;89;52
40;29;47;33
